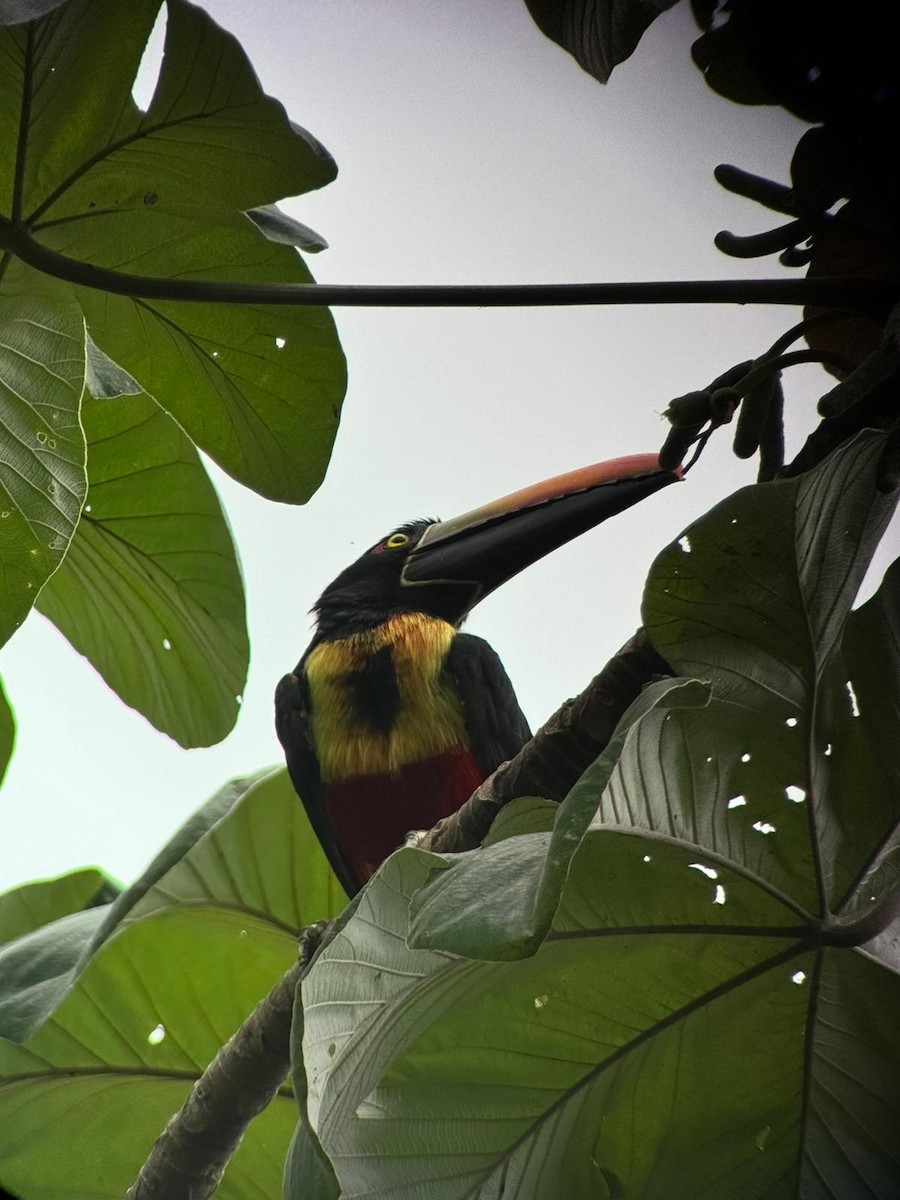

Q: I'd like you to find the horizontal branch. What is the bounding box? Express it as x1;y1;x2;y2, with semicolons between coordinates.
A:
0;220;895;310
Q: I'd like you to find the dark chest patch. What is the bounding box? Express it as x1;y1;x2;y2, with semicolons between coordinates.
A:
346;643;399;735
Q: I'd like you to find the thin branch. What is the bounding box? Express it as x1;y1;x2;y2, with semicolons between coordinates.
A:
0;219;895;310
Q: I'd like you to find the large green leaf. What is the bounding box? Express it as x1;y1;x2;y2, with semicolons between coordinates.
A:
0;768;347;1045
106;767;349;935
36;390;249;746
0;293;86;646
0;767;348;1196
643;430;899;912
297;434;900;1197
0;777;254;1044
0;908;296;1200
0;0;345;503
0;868;116;949
300;845;899;1197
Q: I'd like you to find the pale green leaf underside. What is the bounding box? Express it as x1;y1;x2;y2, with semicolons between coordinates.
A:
36;391;248;747
643;432;900;911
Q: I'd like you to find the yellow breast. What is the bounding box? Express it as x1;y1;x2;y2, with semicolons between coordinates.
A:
304;612;468;782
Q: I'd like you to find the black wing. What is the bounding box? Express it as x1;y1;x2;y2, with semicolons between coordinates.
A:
442;632;531;778
274;670;358;898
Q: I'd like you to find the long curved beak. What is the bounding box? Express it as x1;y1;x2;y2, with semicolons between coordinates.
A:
401;453;679;616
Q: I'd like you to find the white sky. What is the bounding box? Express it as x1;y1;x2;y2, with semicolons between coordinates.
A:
1;0;897;893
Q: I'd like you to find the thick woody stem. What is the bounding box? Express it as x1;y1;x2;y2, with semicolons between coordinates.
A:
420;629;671;855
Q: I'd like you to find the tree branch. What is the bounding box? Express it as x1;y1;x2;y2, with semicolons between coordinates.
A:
420;628;671;854
0;219;895;310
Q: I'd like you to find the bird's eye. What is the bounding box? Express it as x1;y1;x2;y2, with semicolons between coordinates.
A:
385;531;410;549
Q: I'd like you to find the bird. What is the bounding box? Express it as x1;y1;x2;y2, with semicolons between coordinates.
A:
275;454;679;896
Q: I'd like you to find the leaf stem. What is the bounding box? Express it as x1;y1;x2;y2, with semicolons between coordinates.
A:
0;219;896;310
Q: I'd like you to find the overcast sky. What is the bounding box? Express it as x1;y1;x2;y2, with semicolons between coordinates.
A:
2;0;896;893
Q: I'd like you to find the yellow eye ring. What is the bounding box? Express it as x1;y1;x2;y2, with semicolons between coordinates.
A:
385;532;410;549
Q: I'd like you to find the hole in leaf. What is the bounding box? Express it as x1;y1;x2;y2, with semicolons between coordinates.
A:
845;680;860;716
131;3;168;112
727;795;747;809
147;1023;166;1045
791;971;806;985
752;820;776;835
713;885;726;905
690;863;718;879
785;785;806;804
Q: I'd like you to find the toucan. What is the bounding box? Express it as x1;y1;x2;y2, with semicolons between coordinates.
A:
275;454;678;896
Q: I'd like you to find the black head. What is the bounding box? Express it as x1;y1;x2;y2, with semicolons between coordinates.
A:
312;518;476;638
310;454;681;643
